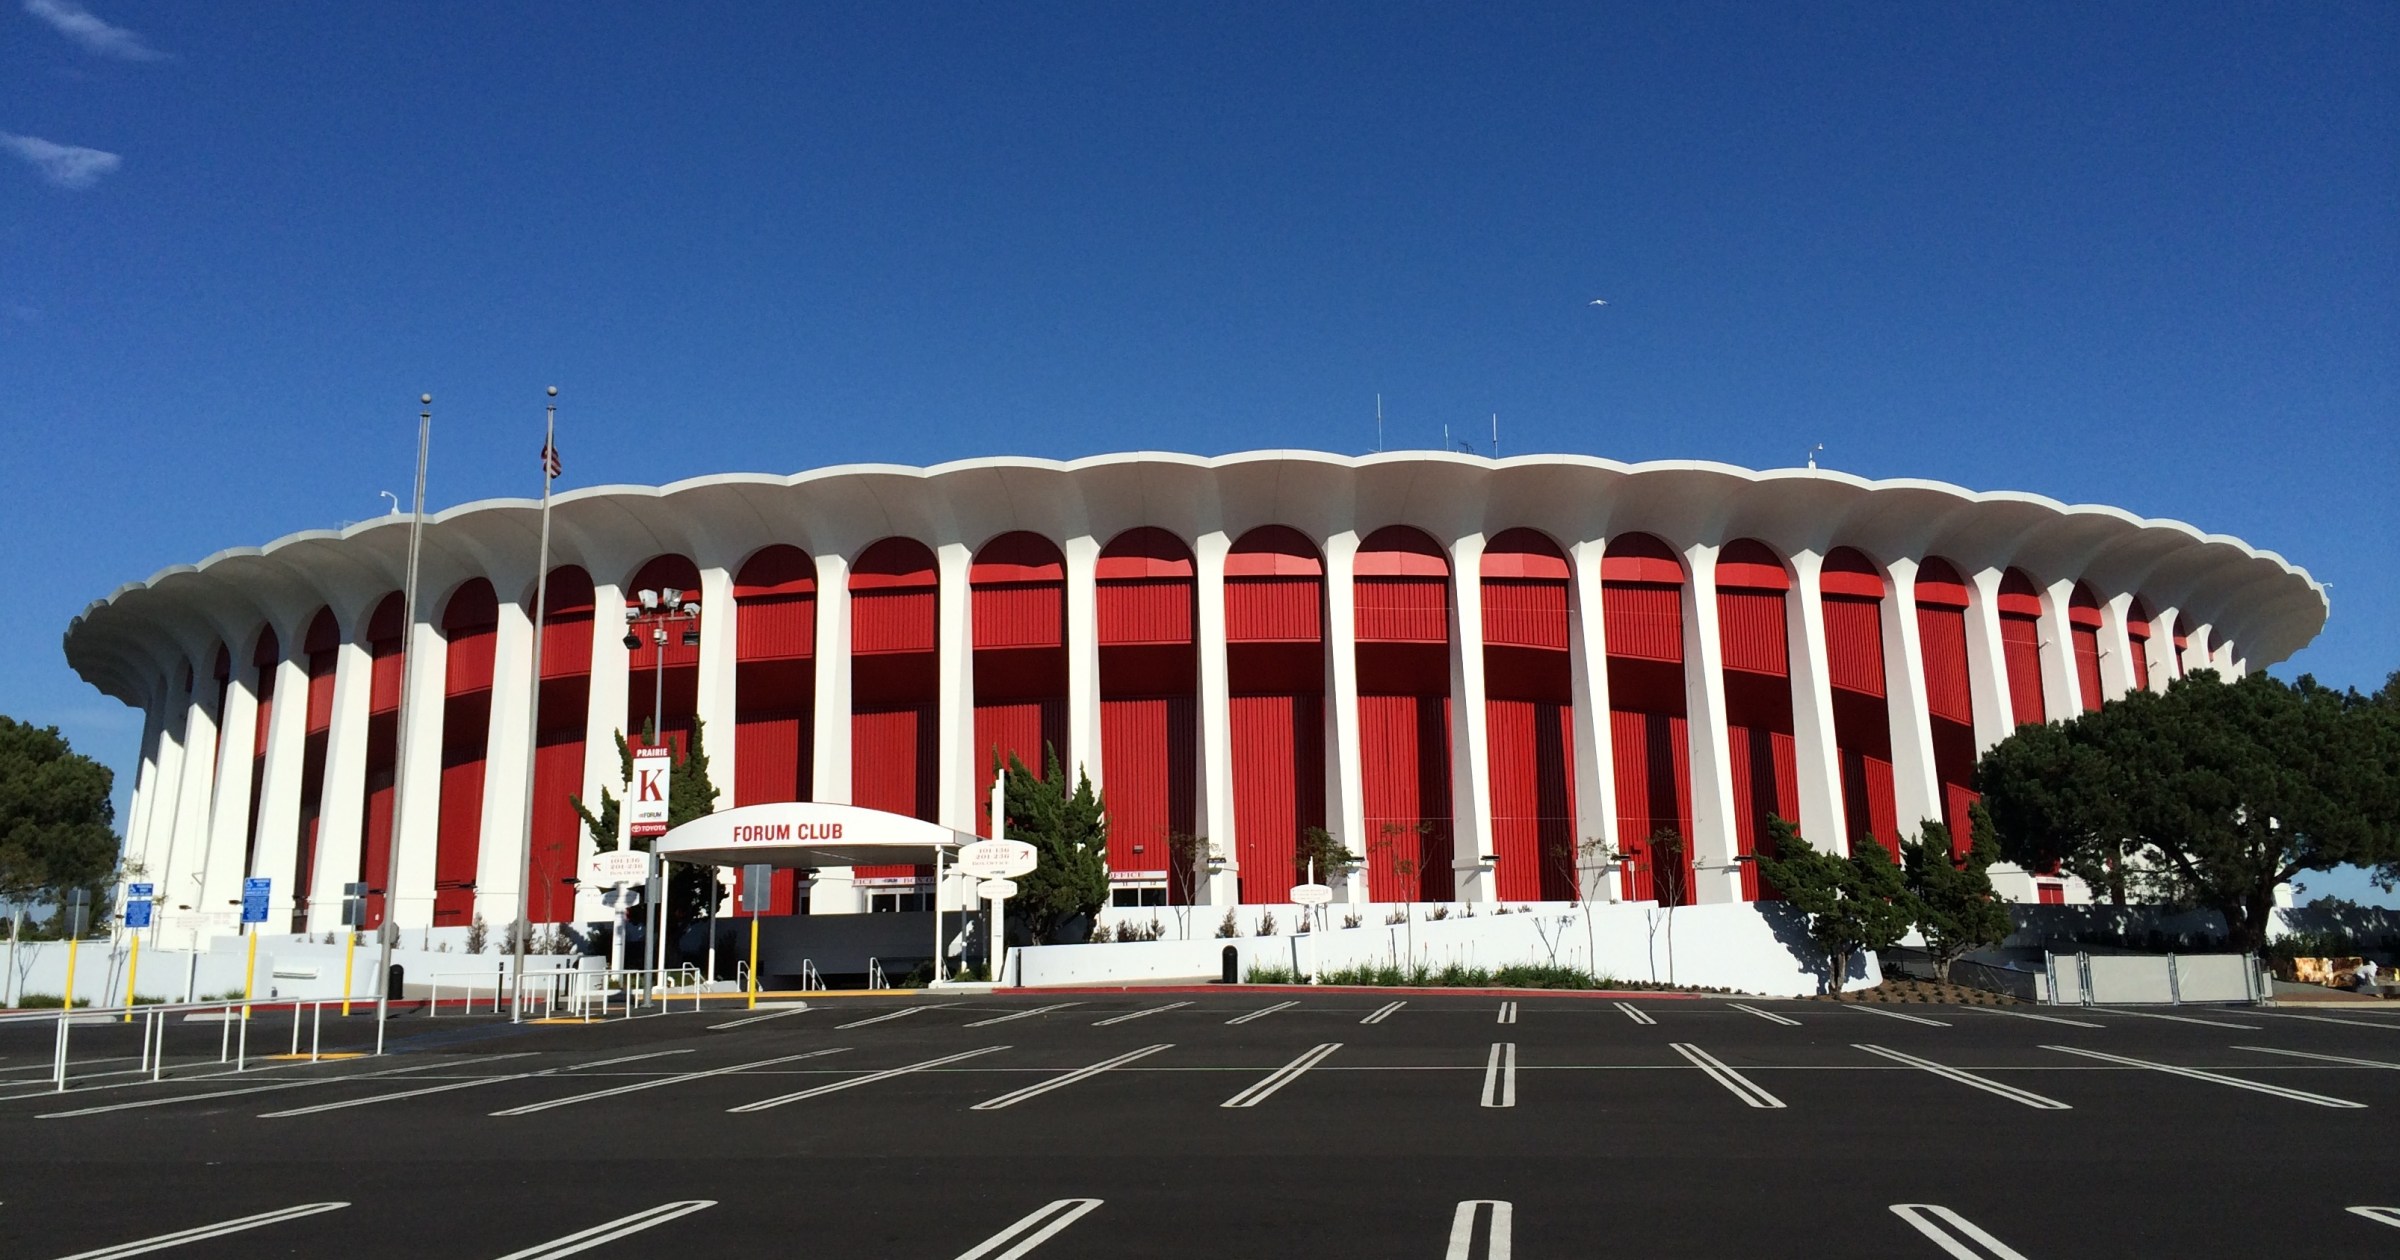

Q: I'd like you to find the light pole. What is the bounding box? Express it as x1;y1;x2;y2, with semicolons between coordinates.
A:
375;394;432;1040
622;588;699;982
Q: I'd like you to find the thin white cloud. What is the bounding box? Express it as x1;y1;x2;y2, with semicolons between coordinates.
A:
23;0;166;61
0;131;122;189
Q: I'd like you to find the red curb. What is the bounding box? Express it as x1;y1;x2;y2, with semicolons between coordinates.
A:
992;984;1716;1000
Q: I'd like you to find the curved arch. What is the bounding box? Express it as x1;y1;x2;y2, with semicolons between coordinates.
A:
1355;525;1448;577
441;578;498;635
2067;580;2104;627
1915;556;1970;609
1099;526;1195;580
851;537;938;590
1820;546;1885;599
1480;527;1569;580
1996;567;2043;617
364;592;405;646
304;607;341;656
971;531;1065;584
1601;532;1682;585
734;544;815;598
1716;538;1790;592
1225;525;1323;577
626;554;703;604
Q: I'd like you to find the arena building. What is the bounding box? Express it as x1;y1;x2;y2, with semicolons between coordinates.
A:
62;452;2326;943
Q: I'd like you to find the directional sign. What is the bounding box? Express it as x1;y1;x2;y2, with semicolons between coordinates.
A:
957;839;1037;879
739;862;774;914
126;883;154;900
589;850;653;888
977;877;1019;900
1289;882;1333;906
241;876;272;925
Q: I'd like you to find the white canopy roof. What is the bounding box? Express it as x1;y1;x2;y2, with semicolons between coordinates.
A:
652;802;980;868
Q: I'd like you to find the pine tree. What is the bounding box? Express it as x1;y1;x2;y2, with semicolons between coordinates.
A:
1753;818;1915;992
1003;744;1111;944
1902;809;2012;984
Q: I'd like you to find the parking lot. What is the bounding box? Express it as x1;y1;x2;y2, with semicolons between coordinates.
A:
4;991;2398;1258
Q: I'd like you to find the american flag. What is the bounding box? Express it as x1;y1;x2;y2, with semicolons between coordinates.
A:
541;436;561;480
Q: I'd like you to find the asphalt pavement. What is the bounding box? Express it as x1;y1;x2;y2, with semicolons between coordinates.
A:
3;990;2398;1258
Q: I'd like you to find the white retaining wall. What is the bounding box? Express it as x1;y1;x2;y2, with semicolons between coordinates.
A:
1;936;594;1007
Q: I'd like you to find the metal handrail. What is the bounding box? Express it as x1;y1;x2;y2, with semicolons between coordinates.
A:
25;994;382;1095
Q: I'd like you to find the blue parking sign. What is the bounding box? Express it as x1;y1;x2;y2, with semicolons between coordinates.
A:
125;899;153;928
241;876;272;925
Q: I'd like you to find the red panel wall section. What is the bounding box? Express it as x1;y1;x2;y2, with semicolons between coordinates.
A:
1480;580;1568;650
528;733;584;924
1830;687;1899;856
306;653;337;731
1354;577;1448;643
1610;710;1694;904
2128;636;2150;693
2001;615;2046;726
1099;696;1197;883
1717;591;1788;676
1485;698;1576;900
540;613;593;679
1916;605;1974;725
368;640;403;714
2072;626;2103;711
359;710;395;928
852;703;936;882
433;740;484;925
1359;694;1454;902
1726;724;1799;900
1098;580;1194;646
853;591;938;654
973;584;1065;651
1604;583;1682;662
1822;596;1886;696
974;698;1067;834
1227;578;1322;642
733;708;810;914
2038;882;2066;906
735;594;815;660
1229;694;1325;903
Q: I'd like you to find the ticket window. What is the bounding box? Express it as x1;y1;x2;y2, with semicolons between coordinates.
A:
1111;884;1168;907
868;890;933;912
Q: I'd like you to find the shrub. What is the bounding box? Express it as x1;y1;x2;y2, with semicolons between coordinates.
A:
1257;911;1277;936
1428;906;1451;921
1215;909;1240;939
1384;908;1409;925
1086;922;1116;944
1246;963;1300;984
1342;914;1363;929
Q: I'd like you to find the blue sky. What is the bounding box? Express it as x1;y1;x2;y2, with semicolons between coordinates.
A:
2;4;2393;901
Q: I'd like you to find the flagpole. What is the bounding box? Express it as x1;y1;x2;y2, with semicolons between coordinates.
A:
375;394;432;1037
510;387;559;1020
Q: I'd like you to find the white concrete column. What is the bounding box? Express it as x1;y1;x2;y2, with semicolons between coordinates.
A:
2148;607;2181;693
307;636;372;934
1679;543;1741;903
122;688;171;882
1961;568;2016;754
1193;531;1238;905
811;553;853;805
1063;535;1103;788
161;669;222;924
138;687;191;941
935;541;975;833
249;641;313;924
1565;541;1620;902
1784;551;1849;854
2037;579;2083;720
1447;534;1496;903
389;619;449;932
1321;531;1365;904
577;584;633;920
1879;558;1944;839
695;564;738;796
2097;591;2138;702
473;598;535;928
197;650;263;923
2182;622;2214;676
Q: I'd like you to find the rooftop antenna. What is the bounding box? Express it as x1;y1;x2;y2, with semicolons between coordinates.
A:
378;490;400;515
1491;412;1499;459
1806;444;1823;472
1376;394;1384;453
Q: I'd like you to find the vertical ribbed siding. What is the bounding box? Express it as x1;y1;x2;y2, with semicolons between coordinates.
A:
1726;724;1797;899
1226;577;1322;642
2001;614;2046;727
1821;596;1886;697
1480;579;1568;650
1099;695;1197;882
1718;574;1796;901
1098;580;1193;645
852;702;937;882
1610;709;1693;904
1230;693;1326;903
737;548;816;912
1717;591;1788;675
1485;698;1576;900
529;733;584;924
736;593;814;660
1603;583;1682;661
974;698;1067;833
434;585;498;927
972;584;1065;651
854;590;938;654
2072;625;2103;711
1354;576;1448;642
1916;601;1979;851
1359;693;1454;902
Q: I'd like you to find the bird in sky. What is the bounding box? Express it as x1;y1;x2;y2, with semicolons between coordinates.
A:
1589;298;1608;306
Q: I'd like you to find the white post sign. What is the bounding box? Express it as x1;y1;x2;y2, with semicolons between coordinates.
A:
629;746;672;838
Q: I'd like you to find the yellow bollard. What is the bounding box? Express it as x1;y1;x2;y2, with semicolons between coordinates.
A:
746;916;761;1010
242;929;258;1021
61;934;81;1015
341;930;357;1017
123;933;140;1022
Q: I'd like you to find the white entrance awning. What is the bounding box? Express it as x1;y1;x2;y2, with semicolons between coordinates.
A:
653;802;979;868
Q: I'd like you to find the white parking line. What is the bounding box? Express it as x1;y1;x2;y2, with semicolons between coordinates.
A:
2096;1008;2258;1030
494;1200;715;1260
2235;1045;2400;1071
258;1050;671;1119
54;1203;346;1259
491;1050;832;1115
1442;1200;1512;1260
1731;1003;1800;1026
971;1044;1172;1110
1973;1007;2103;1029
2044;1044;2366;1108
2348;1205;2400;1231
966;1003;1083;1028
37;1057;498;1119
708;1006;810;1030
1360;1001;1405;1025
1092;1001;1190;1026
2255;1010;2400;1031
728;1046;1008;1111
1856;1044;2071;1110
1223;1043;1341;1108
1670;1043;1784;1108
1227;1000;1298;1026
1890;1203;2028;1259
836;1004;955;1030
954;1198;1103;1260
1496;1001;1517;1025
1481;1042;1516;1108
1851;1005;1950;1027
1614;1001;1657;1025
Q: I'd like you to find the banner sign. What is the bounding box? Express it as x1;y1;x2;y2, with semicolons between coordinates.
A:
957;839;1038;879
589;850;653;888
629;746;673;838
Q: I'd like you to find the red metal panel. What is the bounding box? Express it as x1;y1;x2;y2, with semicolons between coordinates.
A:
1224;527;1323;577
2072;625;2103;711
974;698;1066;834
972;584;1064;651
445;619;497;695
1602;533;1682;584
1098;527;1196;580
1916;604;1973;725
1486;697;1576;901
734;709;810;807
1823;595;1886;697
1610;709;1694;904
1717;590;1788;677
1480;529;1570;581
2001;615;2046;726
1229;693;1325;903
1716;539;1791;592
1914;558;1971;610
852;703;936;822
1727;723;1800;900
1227;577;1322;643
736;593;815;661
528;733;584;923
853;590;937;654
2038;882;2066;905
735;545;816;599
1360;693;1454;903
1099;696;1197;882
1354;576;1448;643
1481;578;1567;650
971;532;1065;584
1098;578;1194;646
1819;549;1885;599
1603;582;1682;663
2128;636;2151;692
434;740;484;925
360;710;396;929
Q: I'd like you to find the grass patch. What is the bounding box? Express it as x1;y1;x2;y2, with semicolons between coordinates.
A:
1240;962;1613;989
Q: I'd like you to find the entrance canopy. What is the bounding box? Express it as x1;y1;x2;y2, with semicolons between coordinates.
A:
653;802;980;868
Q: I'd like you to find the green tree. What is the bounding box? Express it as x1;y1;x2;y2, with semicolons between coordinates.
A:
1901;808;2011;985
1978;670;2400;951
0;717;119;922
1294;825;1358;885
570;721;725;951
1752;818;1915;992
1001;744;1110;944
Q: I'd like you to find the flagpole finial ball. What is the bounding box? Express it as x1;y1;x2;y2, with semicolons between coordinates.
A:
547;386;558;397
419;393;432;405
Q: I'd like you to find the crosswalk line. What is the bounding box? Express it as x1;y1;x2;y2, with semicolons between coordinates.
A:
1480;1042;1516;1109
1856;1044;2071;1109
1496;1001;1517;1025
53;1202;349;1260
1092;1002;1190;1026
729;1046;1008;1112
492;1050;835;1115
1223;1043;1341;1108
966;1003;1082;1028
2044;1044;2366;1108
1671;1043;1784;1108
954;1198;1103;1260
971;1045;1171;1111
1731;1003;1800;1026
1227;1000;1298;1026
1890;1203;2029;1259
494;1200;715;1260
